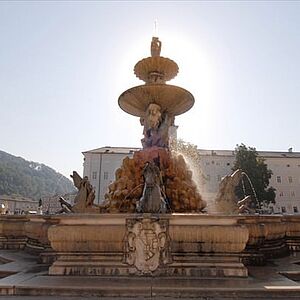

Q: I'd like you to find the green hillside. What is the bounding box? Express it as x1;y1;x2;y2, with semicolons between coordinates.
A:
0;150;76;200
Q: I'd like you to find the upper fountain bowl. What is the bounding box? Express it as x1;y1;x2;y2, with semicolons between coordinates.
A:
134;57;178;84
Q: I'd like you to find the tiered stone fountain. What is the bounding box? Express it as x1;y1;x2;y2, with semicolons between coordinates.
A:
47;38;249;277
104;37;206;214
1;37;300;299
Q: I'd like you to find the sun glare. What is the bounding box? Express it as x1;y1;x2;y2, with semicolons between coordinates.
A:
114;29;218;148
158;31;217;145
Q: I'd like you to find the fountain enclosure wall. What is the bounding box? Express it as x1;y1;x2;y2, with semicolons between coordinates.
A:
0;38;295;278
0;214;299;278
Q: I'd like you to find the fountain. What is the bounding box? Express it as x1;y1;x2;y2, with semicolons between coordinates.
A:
0;37;300;299
45;37;249;277
103;37;206;214
1;36;300;297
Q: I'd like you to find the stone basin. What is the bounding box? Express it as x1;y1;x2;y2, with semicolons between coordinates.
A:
1;214;299;278
118;84;194;117
48;213;249;277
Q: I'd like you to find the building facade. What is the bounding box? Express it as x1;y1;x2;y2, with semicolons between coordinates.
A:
82;147;139;205
0;195;39;214
82;146;300;214
197;149;300;214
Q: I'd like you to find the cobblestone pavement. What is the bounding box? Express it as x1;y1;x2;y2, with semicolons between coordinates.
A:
0;296;299;300
1;251;300;299
0;298;101;300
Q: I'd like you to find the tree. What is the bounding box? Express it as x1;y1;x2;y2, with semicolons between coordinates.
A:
232;144;276;209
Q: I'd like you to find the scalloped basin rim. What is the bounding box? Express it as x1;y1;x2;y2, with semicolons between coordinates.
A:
118;84;195;117
134;56;179;82
49;213;250;226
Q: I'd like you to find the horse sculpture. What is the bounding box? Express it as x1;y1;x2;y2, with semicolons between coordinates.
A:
136;161;167;213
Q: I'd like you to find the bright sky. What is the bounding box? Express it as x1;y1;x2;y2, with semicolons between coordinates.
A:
0;1;299;178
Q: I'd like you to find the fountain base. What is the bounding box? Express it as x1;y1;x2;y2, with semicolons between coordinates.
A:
48;213;248;277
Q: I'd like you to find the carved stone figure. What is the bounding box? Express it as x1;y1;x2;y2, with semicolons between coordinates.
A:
237;195;256;214
124;218;170;274
215;169;256;214
215;169;243;214
71;171;98;213
151;37;161;57
57;197;73;214
140;103;173;149
137;161;167;213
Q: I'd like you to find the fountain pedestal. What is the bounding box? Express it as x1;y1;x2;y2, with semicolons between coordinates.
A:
48;38;248;278
48;214;248;277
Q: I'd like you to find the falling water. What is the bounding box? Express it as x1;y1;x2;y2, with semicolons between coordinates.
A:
241;172;261;210
170;139;210;211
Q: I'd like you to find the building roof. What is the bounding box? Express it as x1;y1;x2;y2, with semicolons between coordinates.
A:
0;195;37;203
82;146;141;155
259;151;300;158
198;149;300;158
198;149;235;157
83;146;300;158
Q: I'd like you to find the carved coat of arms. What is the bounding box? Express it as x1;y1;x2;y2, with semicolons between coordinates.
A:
124;218;170;274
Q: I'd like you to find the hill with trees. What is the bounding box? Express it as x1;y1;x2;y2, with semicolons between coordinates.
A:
0;150;76;200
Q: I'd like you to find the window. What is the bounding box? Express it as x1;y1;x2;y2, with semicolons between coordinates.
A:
217;175;222;182
216;162;220;166
279;191;284;197
291;191;295;197
288;176;293;183
281;206;286;213
294;207;298;213
211;160;215;165
103;172;109;180
205;162;210;165
227;162;230;166
276;176;281;183
92;172;97;180
287;164;290;167
206;175;211;181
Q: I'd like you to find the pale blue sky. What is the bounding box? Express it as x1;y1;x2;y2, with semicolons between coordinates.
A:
0;1;299;178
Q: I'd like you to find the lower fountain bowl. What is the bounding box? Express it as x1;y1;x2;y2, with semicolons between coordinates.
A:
118;84;195;117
